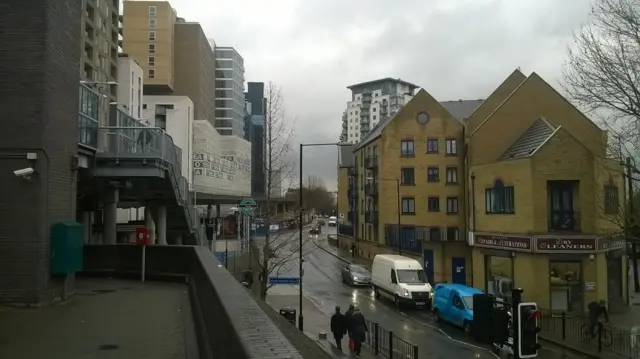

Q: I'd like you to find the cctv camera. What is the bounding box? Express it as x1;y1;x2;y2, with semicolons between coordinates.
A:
14;167;34;177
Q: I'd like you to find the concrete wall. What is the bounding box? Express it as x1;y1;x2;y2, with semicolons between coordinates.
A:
193;121;251;196
143;95;194;186
116;55;144;119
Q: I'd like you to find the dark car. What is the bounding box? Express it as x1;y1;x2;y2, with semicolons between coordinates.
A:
309;227;320;235
341;264;371;286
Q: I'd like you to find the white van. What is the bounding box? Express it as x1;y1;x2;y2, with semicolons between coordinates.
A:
327;216;337;226
371;254;433;309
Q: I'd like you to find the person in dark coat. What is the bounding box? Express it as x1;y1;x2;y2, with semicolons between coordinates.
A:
587;300;609;338
349;308;368;357
330;306;347;350
344;304;355;341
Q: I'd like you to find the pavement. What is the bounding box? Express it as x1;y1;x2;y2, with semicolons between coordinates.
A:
309;227;589;359
0;278;196;359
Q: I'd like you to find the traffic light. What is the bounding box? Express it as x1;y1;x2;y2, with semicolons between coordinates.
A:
517;302;541;358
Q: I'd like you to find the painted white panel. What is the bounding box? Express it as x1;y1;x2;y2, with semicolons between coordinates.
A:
193;121;251;196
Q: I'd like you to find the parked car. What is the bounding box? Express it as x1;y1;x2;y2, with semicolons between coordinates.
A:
341;264;371;286
327;216;337;226
371;254;433;309
432;283;483;335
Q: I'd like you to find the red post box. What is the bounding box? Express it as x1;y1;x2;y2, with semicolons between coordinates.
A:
136;227;149;246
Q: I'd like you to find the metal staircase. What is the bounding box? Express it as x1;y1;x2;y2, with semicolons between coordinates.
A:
93;126;200;245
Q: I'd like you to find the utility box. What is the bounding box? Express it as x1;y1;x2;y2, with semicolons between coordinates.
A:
50;221;84;276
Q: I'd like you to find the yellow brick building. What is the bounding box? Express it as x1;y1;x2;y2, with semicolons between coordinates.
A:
336;70;628;312
467;71;627;312
342;89;483;284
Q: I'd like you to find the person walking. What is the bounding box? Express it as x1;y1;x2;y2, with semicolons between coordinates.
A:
344;303;355;343
349;308;368;357
330;306;347;350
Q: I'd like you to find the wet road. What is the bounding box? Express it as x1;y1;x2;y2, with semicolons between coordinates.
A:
265;226;586;358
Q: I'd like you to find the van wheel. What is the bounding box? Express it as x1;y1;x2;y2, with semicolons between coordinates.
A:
394;295;401;309
374;286;381;299
463;321;472;336
433;309;441;322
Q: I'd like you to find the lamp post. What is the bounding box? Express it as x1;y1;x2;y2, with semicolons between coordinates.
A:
298;142;349;332
367;177;401;254
622;157;640;293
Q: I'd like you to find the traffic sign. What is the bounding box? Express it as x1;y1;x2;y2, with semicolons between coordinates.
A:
238;198;258;215
268;277;300;285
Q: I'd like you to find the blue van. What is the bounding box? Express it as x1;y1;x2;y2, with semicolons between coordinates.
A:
432;283;483;334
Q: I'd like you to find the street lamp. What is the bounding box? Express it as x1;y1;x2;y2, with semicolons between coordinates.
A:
80;80;118;85
367;177;401;255
298;142;350;332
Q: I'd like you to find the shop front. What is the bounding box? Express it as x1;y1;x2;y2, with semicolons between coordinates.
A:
471;233;627;313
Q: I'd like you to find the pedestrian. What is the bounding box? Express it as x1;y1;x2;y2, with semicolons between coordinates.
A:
587;299;609;339
349;308;368;357
344;303;355;342
330;306;347;350
351;243;357;258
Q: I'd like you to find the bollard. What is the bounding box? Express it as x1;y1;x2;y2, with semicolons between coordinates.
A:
318;331;327;340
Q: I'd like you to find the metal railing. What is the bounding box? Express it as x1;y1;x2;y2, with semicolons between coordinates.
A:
539;309;640;358
364;318;418;359
96;126;200;244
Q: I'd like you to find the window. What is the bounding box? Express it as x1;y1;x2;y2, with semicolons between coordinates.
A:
446;167;458;184
148;31;156;40
429;227;441;242
446;227;459;241
401;197;415;214
427;197;439;212
148;43;155;53
148;56;155;65
427;167;439;182
148;69;155;78
149;18;156;27
446;139;458;155
148;5;156;15
446;197;459;214
427;139;438;153
401;140;414;157
401;167;415;185
485;180;515;214
485;255;513;301
604;185;619;214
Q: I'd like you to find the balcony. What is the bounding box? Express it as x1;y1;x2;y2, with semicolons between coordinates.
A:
342;121;347;129
348;166;356;176
548;180;580;233
364;182;378;197
549;210;580;232
75;245;309;358
365;155;378;169
365;210;379;223
78;84;101;149
348;186;357;199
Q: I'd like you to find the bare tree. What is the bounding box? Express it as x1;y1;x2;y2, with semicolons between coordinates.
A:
562;0;640;291
257;82;314;300
562;0;640;160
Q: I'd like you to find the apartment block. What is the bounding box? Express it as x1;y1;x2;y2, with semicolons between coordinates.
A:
341;78;418;144
174;20;215;122
122;0;177;93
116;54;144;119
214;46;246;137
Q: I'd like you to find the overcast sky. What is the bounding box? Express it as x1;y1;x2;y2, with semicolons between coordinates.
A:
163;0;594;190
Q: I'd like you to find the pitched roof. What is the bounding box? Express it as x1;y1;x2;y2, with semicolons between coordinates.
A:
499;118;557;160
440;99;484;122
354;92;481;151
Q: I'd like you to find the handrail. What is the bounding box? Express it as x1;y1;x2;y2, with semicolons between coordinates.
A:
96;126;201;244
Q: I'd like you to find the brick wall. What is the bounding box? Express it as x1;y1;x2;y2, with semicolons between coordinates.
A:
0;0;80;304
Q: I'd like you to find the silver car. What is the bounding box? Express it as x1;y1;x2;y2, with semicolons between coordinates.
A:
341;264;371;286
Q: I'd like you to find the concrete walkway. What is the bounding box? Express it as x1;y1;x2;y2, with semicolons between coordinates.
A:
0;278;197;359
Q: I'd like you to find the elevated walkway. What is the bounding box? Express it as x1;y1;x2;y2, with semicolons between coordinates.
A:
93;126;199;245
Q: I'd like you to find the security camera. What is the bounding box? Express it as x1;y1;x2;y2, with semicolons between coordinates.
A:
14;167;34;177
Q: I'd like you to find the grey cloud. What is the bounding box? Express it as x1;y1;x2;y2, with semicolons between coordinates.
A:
169;0;594;190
